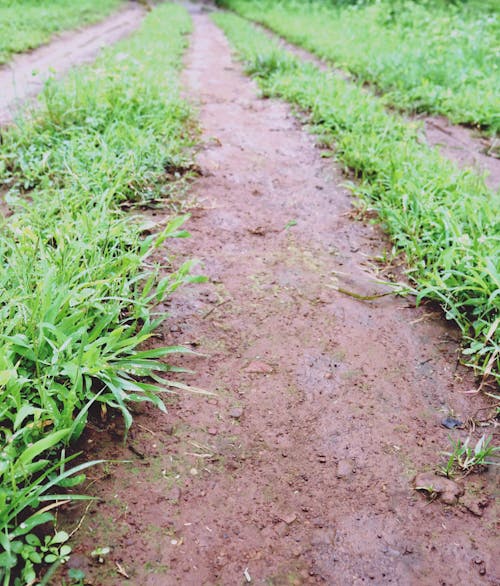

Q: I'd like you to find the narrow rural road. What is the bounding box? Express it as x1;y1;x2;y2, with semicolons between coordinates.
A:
0;2;144;124
64;10;498;586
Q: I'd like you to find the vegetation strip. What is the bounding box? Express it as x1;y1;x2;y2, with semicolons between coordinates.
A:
0;4;199;584
219;0;500;134
0;0;126;65
212;12;500;387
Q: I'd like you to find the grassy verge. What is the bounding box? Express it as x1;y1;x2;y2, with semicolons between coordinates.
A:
220;0;500;134
0;0;126;65
0;0;123;65
213;12;500;388
0;4;200;584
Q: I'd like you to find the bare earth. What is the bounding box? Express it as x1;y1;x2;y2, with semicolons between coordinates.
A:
0;2;144;125
58;11;499;586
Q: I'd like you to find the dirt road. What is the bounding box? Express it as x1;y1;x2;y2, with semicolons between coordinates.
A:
61;10;498;586
0;3;144;125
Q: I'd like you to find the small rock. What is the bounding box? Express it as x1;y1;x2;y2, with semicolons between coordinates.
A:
248;226;267;236
226;458;239;471
311;528;336;546
244;361;273;374
461;493;488;517
167;486;182;504
279;512;297;525
317;293;331;304
67;554;89;572
207;427;218;436
336;459;354;479
441;416;463;429
229;407;244;419
473;557;487;576
414;472;464;505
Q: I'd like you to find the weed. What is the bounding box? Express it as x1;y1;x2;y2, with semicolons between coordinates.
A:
440;434;500;477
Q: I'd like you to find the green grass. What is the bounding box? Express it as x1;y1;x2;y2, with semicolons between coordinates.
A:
0;4;200;584
213;12;500;387
220;0;500;133
0;0;124;65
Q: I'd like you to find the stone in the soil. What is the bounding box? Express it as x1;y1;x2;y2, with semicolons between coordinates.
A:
278;511;297;525
336;459;355;479
460;492;489;517
229;407;244;419
244;360;273;374
167;486;182;504
311;528;336;546
66;553;90;574
414;472;464;505
441;416;463;429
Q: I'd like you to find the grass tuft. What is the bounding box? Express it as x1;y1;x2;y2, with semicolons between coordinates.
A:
0;4;199;583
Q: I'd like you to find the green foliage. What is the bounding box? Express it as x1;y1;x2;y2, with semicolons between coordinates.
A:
440;434;500;476
213;12;500;385
0;4;198;583
0;0;124;64
223;0;500;132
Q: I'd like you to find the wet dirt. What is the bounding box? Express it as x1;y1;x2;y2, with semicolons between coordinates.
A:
250;19;500;192
56;10;499;586
0;2;144;125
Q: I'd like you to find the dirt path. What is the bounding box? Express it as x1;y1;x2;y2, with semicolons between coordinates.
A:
248;19;500;193
0;3;144;125
60;10;498;586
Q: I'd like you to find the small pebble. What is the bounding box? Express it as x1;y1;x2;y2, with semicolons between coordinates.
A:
230;407;244;419
441;416;463;429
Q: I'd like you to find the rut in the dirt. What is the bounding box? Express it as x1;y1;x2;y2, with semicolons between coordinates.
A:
0;2;144;124
62;9;498;586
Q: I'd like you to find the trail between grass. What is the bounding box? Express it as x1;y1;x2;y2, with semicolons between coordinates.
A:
247;20;500;192
0;2;144;125
63;9;498;586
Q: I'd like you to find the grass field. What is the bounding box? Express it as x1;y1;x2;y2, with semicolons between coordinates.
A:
221;0;500;133
213;12;500;388
0;0;124;65
0;4;197;583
